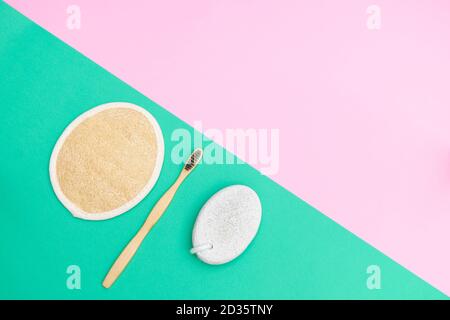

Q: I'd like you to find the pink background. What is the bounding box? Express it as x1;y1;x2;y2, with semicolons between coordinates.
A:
6;0;450;295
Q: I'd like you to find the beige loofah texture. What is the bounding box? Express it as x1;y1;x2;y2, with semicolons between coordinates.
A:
50;102;164;220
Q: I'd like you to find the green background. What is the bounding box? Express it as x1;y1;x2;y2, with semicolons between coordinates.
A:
0;3;446;299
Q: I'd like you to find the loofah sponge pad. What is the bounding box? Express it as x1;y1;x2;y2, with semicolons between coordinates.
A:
49;102;164;220
191;185;262;265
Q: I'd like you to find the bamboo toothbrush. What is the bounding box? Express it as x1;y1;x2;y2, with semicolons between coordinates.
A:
103;148;203;288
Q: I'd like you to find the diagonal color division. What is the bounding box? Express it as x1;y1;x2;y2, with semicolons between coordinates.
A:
0;2;447;299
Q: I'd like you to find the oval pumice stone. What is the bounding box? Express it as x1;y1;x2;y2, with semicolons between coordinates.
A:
191;185;262;265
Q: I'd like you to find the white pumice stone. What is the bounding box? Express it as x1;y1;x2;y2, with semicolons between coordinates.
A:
191;185;262;265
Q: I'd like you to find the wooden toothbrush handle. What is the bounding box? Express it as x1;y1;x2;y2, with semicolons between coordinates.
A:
102;172;187;288
102;230;146;288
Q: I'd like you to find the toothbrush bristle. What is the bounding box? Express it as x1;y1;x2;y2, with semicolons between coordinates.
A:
184;148;203;171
